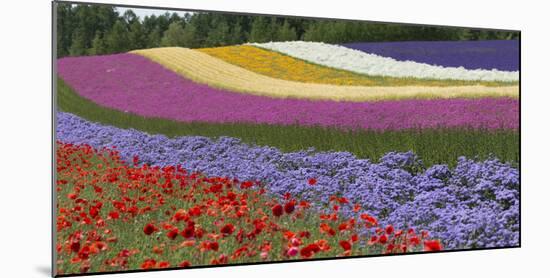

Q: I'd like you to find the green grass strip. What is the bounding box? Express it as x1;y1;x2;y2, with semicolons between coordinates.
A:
57;77;519;168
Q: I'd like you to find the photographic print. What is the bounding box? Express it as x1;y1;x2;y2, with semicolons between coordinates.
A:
53;1;520;276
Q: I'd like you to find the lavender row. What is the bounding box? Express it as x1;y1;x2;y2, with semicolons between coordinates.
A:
342;40;519;71
57;53;519;131
56;112;519;249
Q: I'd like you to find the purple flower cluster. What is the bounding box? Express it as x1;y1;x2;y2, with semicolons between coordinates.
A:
56;112;519;249
57;53;519;131
342;40;519;71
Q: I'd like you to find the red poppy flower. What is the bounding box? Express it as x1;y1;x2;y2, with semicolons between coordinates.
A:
379;234;388;244
209;241;219;251
423;240;442;251
89;207;99;218
167;228;179;240
70;241;80;253
337;197;349;204
173;209;188;222
220;223;235;236
158;261;170;268
272;204;283;217
300;243;320;258
385;225;394;235
308;178;317;186
108;211;119;219
140;259;156;269
181;226;195;238
368;235;378;245
78;246;90;259
360;213;378;226
339;240;352;251
409;236;420;246
284;202;295;214
179;261;191;268
338;222;348;231
143;223;157;235
299;231;311;238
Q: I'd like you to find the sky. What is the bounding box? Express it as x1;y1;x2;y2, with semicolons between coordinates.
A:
116;7;192;20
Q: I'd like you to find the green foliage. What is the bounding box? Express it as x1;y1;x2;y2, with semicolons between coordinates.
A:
275;20;297;41
146;26;162;48
128;21;147;50
160;22;186;47
249;17;271;43
105;20;129;53
206;20;231;46
57;77;519;168
88;31;107;55
68;28;88;56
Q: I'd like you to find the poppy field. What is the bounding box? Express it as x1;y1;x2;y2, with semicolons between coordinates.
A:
55;21;519;275
55;141;445;275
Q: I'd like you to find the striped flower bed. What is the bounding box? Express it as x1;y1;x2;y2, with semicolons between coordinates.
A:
57;53;518;131
251;41;519;82
198;45;509;87
56;111;519;249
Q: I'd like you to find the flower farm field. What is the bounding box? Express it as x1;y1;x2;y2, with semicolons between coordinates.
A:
56;54;518;130
57;78;519;168
55;39;520;275
252;41;519;82
56;111;519;250
198;45;513;87
129;47;517;102
55;142;440;274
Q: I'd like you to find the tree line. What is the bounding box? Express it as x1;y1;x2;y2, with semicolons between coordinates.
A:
56;3;519;57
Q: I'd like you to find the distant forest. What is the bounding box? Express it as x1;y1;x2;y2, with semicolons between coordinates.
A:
56;3;519;57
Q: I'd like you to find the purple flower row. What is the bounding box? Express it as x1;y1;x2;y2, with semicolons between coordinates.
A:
57;53;519;131
56;112;519;249
342;40;519;71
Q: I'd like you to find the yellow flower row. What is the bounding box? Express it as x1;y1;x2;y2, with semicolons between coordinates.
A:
131;47;518;102
198;45;515;87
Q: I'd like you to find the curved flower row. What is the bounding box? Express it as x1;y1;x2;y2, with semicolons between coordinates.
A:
130;47;518;101
56;53;519;131
198;45;509;87
57;141;439;274
251;41;519;82
341;40;519;71
56;112;519;249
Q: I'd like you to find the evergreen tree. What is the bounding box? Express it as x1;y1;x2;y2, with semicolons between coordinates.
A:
146;26;163;48
69;28;88;56
161;22;186;47
105;20;129;53
181;22;199;47
303;22;322;42
128;21;147;50
88;31;107;55
56;3;73;57
228;22;245;45
206;20;230;46
275;20;297;41
249;17;271;42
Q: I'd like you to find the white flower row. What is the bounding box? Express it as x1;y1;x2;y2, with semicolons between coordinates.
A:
249;41;519;82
